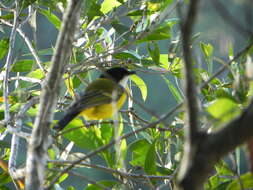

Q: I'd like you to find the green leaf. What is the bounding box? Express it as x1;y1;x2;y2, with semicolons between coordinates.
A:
129;139;151;167
63;118;103;150
226;172;253;190
144;141;157;174
101;0;122;14
162;76;183;103
62;118;115;168
200;42;213;73
215;160;233;176
23;48;54;57
130;75;148;101
127;9;145;16
0;38;9;59
11;60;34;72
85;180;118;190
205;175;231;190
146;0;173;12
0;13;27;20
66;186;75;190
0;13;15;20
0;172;12;186
206;98;241;123
27;69;45;79
200;42;213;58
100;122;114;145
85;1;103;22
111;22;131;38
0;141;10;149
156;166;174;175
113;50;141;61
58;173;68;184
147;42;160;64
27;105;39;117
168;57;183;77
137;18;178;43
160;54;169;69
20;0;37;9
39;9;61;30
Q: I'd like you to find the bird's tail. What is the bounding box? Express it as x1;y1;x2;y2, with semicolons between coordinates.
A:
53;109;80;131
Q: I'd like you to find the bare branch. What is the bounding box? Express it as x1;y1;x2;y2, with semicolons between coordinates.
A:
9;97;39;184
25;0;83;189
50;159;173;180
50;168;111;190
175;98;253;189
180;0;200;141
0;19;46;73
177;0;202;189
3;1;19;127
2;1;20;189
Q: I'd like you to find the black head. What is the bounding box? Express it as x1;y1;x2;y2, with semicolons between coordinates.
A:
100;67;135;82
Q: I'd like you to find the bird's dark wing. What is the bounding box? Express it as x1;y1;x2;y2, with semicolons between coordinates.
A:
53;89;123;131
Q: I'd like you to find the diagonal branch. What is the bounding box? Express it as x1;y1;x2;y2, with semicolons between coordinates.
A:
25;0;83;189
176;98;253;189
211;0;253;37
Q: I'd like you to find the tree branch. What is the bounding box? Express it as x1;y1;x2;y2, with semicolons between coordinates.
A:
2;1;20;189
177;0;202;189
176;1;253;188
176;98;253;189
25;0;82;189
50;159;173;181
180;0;200;142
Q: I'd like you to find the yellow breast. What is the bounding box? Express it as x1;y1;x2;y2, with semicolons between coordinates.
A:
80;93;127;120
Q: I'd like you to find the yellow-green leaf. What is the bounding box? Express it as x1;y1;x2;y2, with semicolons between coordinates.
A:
12;59;34;72
227;172;253;190
0;38;9;59
64;74;75;97
101;0;123;14
206;98;241;123
160;54;169;69
39;9;61;30
130;75;147;101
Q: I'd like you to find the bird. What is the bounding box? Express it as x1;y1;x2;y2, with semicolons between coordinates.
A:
54;67;135;131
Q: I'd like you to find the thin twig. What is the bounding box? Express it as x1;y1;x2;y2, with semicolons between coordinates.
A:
211;0;253;37
3;1;20;189
50;168;111;190
49;160;173;180
9;97;39;181
176;0;201;189
3;2;19;127
0;19;46;73
9;76;41;84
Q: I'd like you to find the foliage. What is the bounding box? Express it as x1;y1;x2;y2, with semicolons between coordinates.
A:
0;0;252;189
